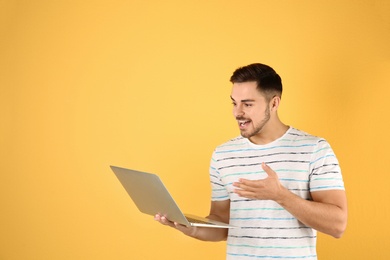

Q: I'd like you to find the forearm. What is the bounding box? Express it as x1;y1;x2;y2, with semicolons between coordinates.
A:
276;188;347;238
155;213;228;242
190;226;228;242
187;213;228;241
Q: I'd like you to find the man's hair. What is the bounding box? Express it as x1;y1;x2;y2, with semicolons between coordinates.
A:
230;63;283;100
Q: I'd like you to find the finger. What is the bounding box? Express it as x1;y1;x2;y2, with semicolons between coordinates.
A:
155;214;176;227
234;188;256;199
234;180;255;191
234;181;258;194
174;222;191;231
174;222;198;237
161;216;175;226
239;177;266;188
261;162;276;177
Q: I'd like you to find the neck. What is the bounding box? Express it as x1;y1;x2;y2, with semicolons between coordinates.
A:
249;116;289;145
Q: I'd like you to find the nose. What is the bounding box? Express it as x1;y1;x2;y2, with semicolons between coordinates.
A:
233;104;244;118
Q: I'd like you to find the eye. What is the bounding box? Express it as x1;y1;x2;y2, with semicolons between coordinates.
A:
231;102;237;106
244;103;253;107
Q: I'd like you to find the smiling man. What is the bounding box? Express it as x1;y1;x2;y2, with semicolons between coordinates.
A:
155;63;347;259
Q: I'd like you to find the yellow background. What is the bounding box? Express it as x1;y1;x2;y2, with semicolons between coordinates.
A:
1;0;389;259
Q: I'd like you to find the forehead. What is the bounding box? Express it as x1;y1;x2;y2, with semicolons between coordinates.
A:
231;81;265;101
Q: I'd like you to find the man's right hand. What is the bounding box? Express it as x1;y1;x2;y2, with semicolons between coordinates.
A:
154;213;198;238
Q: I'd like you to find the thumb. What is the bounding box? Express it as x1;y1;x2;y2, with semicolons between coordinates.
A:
261;162;276;177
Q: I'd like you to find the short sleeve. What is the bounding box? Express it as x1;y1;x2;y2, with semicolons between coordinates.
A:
209;151;230;201
309;139;345;192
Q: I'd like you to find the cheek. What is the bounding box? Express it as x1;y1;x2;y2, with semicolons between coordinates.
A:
247;110;257;120
251;113;265;124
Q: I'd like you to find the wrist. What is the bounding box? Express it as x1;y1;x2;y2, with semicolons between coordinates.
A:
275;186;292;205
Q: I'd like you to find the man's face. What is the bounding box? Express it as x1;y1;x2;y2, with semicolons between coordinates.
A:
231;81;270;140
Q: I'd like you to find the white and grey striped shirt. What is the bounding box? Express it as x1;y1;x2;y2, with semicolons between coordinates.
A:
210;127;345;259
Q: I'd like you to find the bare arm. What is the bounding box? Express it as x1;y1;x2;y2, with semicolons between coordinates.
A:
275;188;347;238
154;199;230;241
234;162;347;238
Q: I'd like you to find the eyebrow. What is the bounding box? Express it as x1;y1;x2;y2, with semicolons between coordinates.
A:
230;96;256;103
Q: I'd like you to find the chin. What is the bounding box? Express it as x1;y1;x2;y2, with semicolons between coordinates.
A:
240;131;252;139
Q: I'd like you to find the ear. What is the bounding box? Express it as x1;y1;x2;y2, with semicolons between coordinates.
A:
270;95;281;111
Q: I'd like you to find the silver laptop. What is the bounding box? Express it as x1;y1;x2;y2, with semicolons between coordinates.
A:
110;165;236;228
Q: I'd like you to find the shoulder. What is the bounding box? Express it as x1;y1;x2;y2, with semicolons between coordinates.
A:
214;135;247;151
215;136;247;151
210;136;248;160
287;127;327;145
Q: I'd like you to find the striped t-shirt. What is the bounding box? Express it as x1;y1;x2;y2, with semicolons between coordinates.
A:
210;127;345;260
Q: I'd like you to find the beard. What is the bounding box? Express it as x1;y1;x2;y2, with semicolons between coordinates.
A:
239;106;270;139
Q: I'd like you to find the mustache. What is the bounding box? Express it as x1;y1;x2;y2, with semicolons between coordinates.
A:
236;117;250;121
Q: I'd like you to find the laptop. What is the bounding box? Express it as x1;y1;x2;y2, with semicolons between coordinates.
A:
110;165;236;228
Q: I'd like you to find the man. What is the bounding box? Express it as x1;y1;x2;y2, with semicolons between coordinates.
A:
155;63;347;259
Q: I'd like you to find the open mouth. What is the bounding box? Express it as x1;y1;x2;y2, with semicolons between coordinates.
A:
238;120;251;129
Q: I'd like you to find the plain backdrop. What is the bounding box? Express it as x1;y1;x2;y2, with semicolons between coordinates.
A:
1;0;390;259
